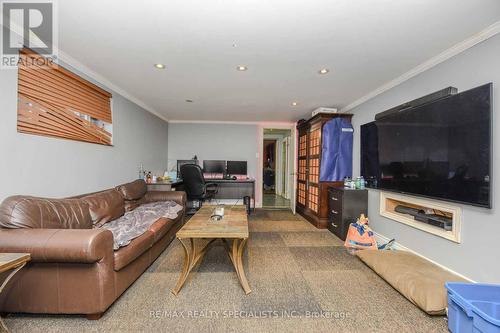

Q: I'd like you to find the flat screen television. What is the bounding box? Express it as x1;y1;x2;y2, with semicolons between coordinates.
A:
361;83;492;208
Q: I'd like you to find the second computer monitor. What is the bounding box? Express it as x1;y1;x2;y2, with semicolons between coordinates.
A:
177;159;197;174
203;160;226;174
227;161;247;175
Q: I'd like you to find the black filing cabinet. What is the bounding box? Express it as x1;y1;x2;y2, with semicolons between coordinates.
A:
327;187;368;240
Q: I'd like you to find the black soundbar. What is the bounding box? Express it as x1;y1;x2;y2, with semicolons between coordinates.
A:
375;86;458;120
415;214;453;231
394;205;452;231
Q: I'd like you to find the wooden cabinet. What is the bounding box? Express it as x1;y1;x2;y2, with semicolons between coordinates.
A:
296;113;353;228
327;187;368;240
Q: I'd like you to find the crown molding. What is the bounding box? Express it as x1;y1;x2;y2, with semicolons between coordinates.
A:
56;50;169;122
340;20;500;113
168;120;295;126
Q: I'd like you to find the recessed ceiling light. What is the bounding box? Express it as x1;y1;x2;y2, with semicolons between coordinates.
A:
185;99;193;103
318;68;329;74
291;102;298;106
154;63;165;69
236;65;248;71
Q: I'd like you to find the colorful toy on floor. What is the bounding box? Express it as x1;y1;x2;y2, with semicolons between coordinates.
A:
378;238;396;250
344;214;378;253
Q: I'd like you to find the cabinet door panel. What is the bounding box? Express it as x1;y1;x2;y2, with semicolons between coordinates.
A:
307;184;319;213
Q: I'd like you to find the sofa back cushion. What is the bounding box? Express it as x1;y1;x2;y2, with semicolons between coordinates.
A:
116;180;147;200
82;189;125;227
116;180;147;211
0;196;92;229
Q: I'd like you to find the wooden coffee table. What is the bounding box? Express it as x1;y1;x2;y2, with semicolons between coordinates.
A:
0;253;30;333
172;205;251;295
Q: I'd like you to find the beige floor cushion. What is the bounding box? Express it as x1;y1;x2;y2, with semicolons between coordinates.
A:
356;250;468;315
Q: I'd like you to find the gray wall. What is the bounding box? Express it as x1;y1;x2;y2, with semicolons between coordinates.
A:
0;64;169;201
351;34;500;283
167;123;259;179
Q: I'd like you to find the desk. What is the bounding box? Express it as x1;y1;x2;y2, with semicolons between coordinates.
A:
148;178;255;207
146;179;183;191
205;179;255;204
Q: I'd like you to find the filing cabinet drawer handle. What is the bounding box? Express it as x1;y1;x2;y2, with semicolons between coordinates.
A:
331;209;338;215
331;196;338;201
331;222;338;227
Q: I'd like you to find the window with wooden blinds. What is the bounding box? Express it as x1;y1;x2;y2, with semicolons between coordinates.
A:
17;48;113;145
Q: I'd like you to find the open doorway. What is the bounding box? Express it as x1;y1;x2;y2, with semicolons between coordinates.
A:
262;128;292;209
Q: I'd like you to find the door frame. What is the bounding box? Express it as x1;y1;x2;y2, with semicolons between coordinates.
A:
256;122;297;212
263;139;278;194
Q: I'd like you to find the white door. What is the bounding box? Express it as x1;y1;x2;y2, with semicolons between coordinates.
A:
289;127;297;214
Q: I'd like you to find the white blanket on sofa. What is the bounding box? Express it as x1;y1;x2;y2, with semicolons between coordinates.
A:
99;201;183;250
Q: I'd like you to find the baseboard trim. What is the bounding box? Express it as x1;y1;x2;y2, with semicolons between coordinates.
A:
373;231;474;282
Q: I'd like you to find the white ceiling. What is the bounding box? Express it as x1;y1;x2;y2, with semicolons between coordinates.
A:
58;0;500;122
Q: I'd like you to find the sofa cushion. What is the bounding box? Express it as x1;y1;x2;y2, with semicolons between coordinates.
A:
149;217;178;243
356;250;467;315
0;196;92;229
123;197;146;212
101;201;183;249
116;180;147;201
113;230;154;271
82;189;125;227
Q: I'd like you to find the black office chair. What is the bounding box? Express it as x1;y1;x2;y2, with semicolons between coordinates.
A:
263;169;275;191
180;164;218;214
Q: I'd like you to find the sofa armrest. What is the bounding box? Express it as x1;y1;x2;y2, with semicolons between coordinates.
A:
145;191;186;206
0;228;113;264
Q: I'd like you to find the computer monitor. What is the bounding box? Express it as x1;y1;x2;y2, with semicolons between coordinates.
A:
203;160;226;174
177;159;197;174
227;161;247;175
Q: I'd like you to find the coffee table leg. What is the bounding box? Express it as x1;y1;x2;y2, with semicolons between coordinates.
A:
0;263;26;333
172;238;218;295
171;238;194;295
232;238;251;295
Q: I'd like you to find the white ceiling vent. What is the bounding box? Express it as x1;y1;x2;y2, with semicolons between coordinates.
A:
312;107;338;117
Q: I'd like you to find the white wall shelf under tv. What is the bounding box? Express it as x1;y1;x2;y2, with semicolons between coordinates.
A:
379;191;462;243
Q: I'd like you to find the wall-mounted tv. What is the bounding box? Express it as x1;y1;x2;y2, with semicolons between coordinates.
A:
361;83;492;208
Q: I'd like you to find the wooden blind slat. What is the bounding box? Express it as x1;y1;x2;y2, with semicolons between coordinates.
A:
19;67;110;109
18;83;112;123
18;124;109;145
19;97;106;142
17;48;113;146
18;94;111;145
18;76;110;118
20;93;111;143
19;61;111;102
19;106;88;138
18;80;111;123
19;48;111;98
18;114;93;142
18;68;112;122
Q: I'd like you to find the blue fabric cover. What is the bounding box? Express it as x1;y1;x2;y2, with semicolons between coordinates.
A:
320;118;353;181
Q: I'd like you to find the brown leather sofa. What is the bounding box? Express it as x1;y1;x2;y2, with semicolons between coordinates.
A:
0;180;185;319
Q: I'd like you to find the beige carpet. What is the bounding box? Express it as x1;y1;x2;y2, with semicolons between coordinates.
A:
4;210;447;332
